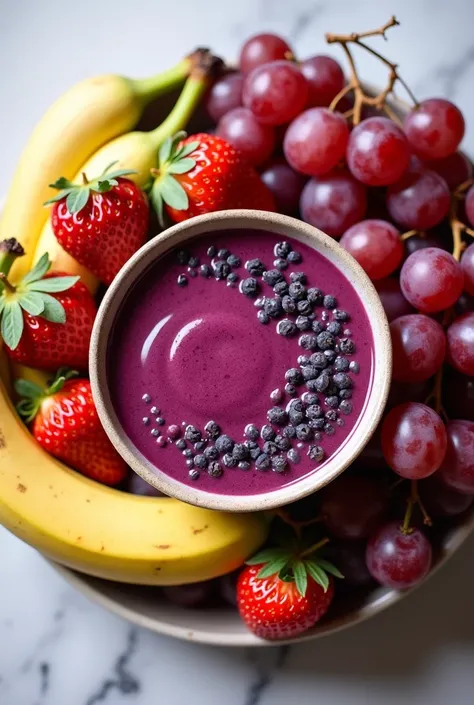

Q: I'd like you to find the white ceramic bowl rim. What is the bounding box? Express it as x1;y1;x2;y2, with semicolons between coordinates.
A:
90;209;391;512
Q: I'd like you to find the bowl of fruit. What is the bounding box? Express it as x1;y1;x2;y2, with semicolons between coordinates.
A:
0;16;473;646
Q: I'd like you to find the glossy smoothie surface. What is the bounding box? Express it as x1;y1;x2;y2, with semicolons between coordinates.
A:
108;229;374;495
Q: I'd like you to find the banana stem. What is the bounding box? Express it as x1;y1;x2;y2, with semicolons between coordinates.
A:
131;57;193;106
148;75;209;149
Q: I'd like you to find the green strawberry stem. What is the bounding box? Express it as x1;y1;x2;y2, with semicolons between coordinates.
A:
0;239;25;291
130;48;211;106
15;368;78;423
299;537;329;559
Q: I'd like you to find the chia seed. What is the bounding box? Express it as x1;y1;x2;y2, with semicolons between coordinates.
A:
349;361;360;374
297;355;310;366
285;368;303;385
226;272;239;286
339;389;353;400
218;248;230;259
207;245;217;258
142;394;151;403
324;349;337;364
183;448;193;458
186;458;194;468
287;448;301;464
177;249;190;265
223;453;237;468
307;445;325;462
184;425;201;443
337;417;345;427
156;436;167;447
302;392;318;405
267;407;288;426
194;440;207;451
189;468;200;480
150;406;160;416
239;461;251;471
334;356;349;372
325;410;338;421
296;424;313;441
257;310;270;325
256;453;271;470
177;274;188;287
325;395;339;408
205;420;221;439
344;329;352;336
188;256;200;268
176;439;187;450
150;428;159;437
272;455;288;473
213;260;231;280
200;263;213;278
274;258;288;270
254;296;266;308
324;423;335;436
240;277;260;298
309;418;325;430
307;288;323;305
156;417;165;426
340;338;355;355
326;321;341;335
339;400;353;415
274;241;292;258
208;462;223;478
245;258;266;276
244;424;260;440
277;319;297;337
270;388;284;403
261;425;276;441
142;417;150;426
227;254;241;268
323;295;337;309
263;269;284;286
285;383;296;396
215;434;234;454
287;250;302;264
334;309;349;321
194;454;208;469
299;333;318;350
281;296;297;314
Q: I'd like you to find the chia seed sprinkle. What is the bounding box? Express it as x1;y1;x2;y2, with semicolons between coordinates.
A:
150;406;160;415
142;417;150;426
244;424;260;440
208;462;223;478
177;274;188;287
189;469;200;480
150;428;159;437
274;258;288;270
287;448;301;464
270;388;284;403
142;394;151;403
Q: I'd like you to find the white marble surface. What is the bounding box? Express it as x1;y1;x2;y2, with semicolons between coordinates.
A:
1;0;474;703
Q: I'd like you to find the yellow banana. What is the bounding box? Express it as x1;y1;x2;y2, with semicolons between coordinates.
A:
32;69;209;295
4;58;192;284
0;366;268;584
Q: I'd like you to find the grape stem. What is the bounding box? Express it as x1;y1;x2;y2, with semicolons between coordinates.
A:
402;481;432;534
450;179;474;260
273;508;323;539
400;229;419;241
326;16;418;125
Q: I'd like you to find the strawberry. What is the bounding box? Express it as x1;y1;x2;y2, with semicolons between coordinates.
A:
237;542;342;640
0;239;96;371
15;370;127;486
149;132;275;224
45;163;149;285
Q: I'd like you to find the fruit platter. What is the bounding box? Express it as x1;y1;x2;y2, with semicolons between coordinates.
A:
0;16;473;646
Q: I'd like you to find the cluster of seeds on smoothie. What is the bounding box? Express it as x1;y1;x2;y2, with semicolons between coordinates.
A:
163;239;360;481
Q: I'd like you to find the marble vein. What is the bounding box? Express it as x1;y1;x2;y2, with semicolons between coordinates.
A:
243;646;290;705
415;44;474;100
84;628;141;705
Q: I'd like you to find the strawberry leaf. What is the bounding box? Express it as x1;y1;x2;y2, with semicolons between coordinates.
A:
49;176;75;190
40;294;66;323
257;556;291;579
159;137;173;166
159;174;189;211
316;559;344;579
101;161;119;174
293;560;308;597
28;275;79;293
167;158;196;175
19;291;45;316
0;298;5;317
175;141;200;159
103;168;137;180
150;183;165;228
1;301;24;350
44;188;77;206
305;560;329;592
246;547;290;566
66;188;90;214
14;378;44;399
21;253;51;285
97;179;118;192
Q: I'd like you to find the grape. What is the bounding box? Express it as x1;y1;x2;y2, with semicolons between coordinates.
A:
400;247;464;313
366;521;432;589
127;473;165;497
461;243;474;295
437;420;474;494
381;402;447;479
443;368;474;421
375;278;414;322
446;312;474;376
320;475;386;540
404;229;449;257
205;73;244;124
283;108;349;176
456;292;474;316
425;151;472;190
216;107;275;166
340;219;403;280
353;424;385;471
464;185;474;228
239;33;294;74
300;171;367;238
386;168;450;230
419;476;473;517
328;541;373;587
242;61;308;126
300;55;345;107
347;117;410;186
260;158;307;214
390;314;446;383
404;98;465;160
162;581;215;607
387;379;432;410
219;572;238;606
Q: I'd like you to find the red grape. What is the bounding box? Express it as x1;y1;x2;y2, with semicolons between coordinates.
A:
205;73;244;123
242;60;308;126
300;55;345;107
390;314;446;383
461;243;474;295
375;278;414;322
239;33;294;74
283;108;349;176
381;402;447;479
328;541;373;587
162;581;215;607
340;219;403;280
446;312;474;376
366;521;432;589
437;420;474;494
465;185;474;228
216;107;275;166
404;98;465;160
443;368;474;421
425;151;472;190
400;247;464;313
404;229;449;256
300;171;367;238
386;168;450;230
419;475;473;517
387;379;432;410
260;158;307;214
456;292;474;316
219;572;238;606
320;475;386;540
347;117;410;186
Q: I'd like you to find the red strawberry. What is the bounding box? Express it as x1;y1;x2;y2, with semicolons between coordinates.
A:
46;164;149;285
150;132;275;224
15;370;127;486
237;543;341;640
0;239;96;371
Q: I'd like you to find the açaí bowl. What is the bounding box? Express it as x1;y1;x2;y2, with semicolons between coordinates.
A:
49;87;474;647
89;210;391;513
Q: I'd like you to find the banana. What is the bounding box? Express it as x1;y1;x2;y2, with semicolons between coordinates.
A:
0;366;268;584
4;58;191;284
32;69;209;295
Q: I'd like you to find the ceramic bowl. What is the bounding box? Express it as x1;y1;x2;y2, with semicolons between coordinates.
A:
89;210;391;512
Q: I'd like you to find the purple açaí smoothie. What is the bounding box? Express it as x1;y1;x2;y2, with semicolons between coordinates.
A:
108;229;374;495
